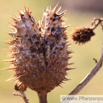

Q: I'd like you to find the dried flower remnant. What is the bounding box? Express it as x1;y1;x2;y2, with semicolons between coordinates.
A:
15;82;27;91
5;3;73;103
70;27;95;44
70;18;103;45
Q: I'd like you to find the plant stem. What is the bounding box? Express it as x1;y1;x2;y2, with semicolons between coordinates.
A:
19;90;29;103
38;92;47;103
91;18;103;30
69;56;103;95
60;41;103;103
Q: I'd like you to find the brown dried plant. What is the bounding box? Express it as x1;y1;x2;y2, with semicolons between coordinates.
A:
4;3;73;103
70;27;95;44
4;3;103;103
70;18;103;45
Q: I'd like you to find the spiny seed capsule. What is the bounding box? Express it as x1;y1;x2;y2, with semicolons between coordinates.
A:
70;27;95;44
5;3;73;95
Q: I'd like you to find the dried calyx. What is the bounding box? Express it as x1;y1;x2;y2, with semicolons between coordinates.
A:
70;18;103;45
5;3;73;103
70;27;95;44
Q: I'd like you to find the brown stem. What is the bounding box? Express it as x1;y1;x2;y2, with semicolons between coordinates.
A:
60;41;103;103
91;18;103;30
69;57;103;95
19;90;29;103
38;92;47;103
13;89;29;103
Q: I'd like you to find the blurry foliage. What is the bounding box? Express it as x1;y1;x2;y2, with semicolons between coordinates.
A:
0;0;103;103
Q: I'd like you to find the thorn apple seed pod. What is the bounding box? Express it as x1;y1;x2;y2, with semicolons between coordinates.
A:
5;4;73;95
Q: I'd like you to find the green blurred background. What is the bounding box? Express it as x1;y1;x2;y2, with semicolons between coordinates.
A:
0;0;103;103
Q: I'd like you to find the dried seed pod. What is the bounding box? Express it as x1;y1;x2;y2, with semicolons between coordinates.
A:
70;27;95;44
5;4;73;94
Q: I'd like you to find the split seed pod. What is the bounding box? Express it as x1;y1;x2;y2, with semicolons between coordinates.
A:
5;3;73;99
70;27;95;44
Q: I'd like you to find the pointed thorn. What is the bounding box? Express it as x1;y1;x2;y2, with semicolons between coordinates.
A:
1;68;16;70
3;40;15;45
50;5;52;13
38;18;41;26
59;84;63;88
63;77;70;81
13;13;18;18
59;10;67;17
65;56;72;60
53;2;59;14
24;5;26;12
9;22;17;28
7;76;20;82
68;63;74;65
12;52;19;56
64;25;70;29
5;31;16;37
56;6;61;14
7;54;14;58
66;68;76;70
47;6;49;10
3;41;10;45
4;60;15;64
24;5;29;15
17;10;21;16
27;6;29;13
11;17;18;23
3;49;11;52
